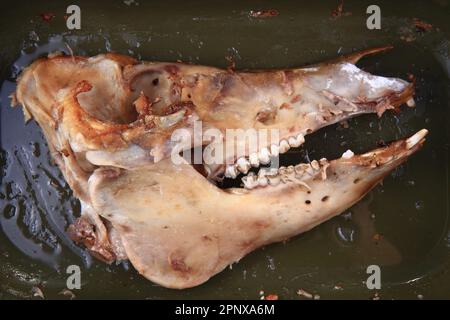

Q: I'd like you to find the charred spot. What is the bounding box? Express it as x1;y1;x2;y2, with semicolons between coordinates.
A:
164;64;179;76
254;220;271;229
162;101;195;115
202;235;212;241
279;102;291;110
169;253;191;273
290;94;302;104
120;224;132;233
101;167;122;179
321;196;329;202
256;108;277;125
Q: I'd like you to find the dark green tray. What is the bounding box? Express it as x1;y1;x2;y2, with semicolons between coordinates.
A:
0;0;449;299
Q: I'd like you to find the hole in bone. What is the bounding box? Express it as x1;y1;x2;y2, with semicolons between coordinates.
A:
127;70;178;115
305;200;311;205
353;178;361;184
321;196;329;202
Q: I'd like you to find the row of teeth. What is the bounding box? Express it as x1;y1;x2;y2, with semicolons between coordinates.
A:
224;133;305;178
241;158;329;189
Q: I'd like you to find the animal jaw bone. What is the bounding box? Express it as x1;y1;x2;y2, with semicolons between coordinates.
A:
14;47;426;289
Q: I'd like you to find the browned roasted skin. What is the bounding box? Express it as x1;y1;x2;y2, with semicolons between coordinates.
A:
15;48;425;288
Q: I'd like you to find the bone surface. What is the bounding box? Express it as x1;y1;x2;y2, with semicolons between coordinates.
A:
14;47;424;289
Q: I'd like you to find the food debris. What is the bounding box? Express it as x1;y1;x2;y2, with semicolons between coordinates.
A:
40;12;55;23
124;0;139;6
339;120;349;129
225;55;236;72
373;233;382;243
59;289;76;300
31;286;45;299
400;18;434;42
331;1;351;18
264;294;279;300
417;294;424;299
413;18;433;32
297;289;314;299
334;284;343;290
372;292;380;300
249;9;279;18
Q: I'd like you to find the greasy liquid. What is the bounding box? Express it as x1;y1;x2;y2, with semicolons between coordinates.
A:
0;0;449;299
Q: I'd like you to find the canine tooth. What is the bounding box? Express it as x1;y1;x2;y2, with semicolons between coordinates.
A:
258;147;271;164
249;153;260;167
406;98;415;107
406;129;428;149
236;157;251;173
311;160;320;170
225;165;238;178
257;176;269;187
270;144;279;157
342;149;354;159
279;140;290;153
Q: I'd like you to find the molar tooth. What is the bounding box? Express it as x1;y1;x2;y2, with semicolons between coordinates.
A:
286;165;295;174
225;165;238;179
288;136;301;148
342;149;354;159
258;147;271;164
278;166;287;175
294;164;305;175
270;144;279;157
311;160;320;170
249;153;260;167
258;168;268;178
257;176;269;187
296;133;305;145
279;140;290;154
242;172;257;189
236;157;251;173
267;175;280;186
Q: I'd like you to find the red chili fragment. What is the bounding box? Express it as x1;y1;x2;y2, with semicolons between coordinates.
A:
413;18;433;32
40;12;55;23
249;9;279;18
